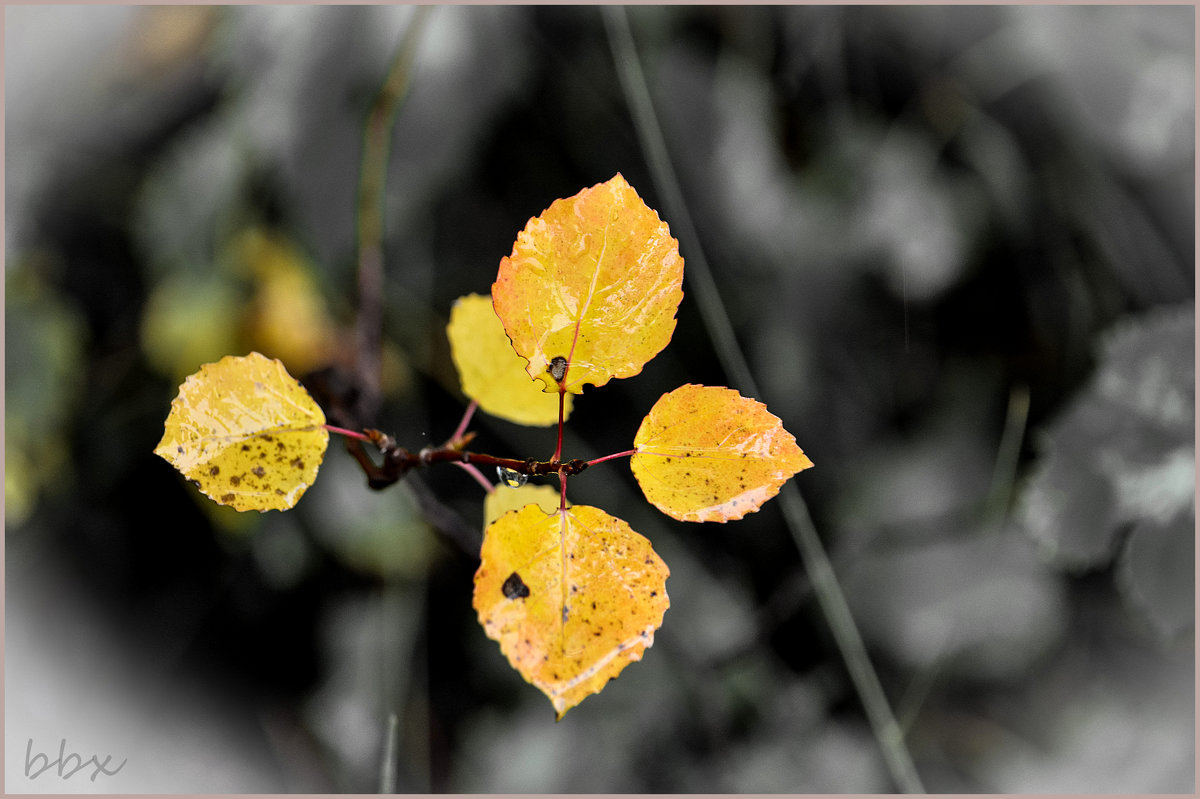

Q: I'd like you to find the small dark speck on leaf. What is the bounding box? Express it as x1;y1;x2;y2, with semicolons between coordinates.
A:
502;572;531;599
252;465;266;477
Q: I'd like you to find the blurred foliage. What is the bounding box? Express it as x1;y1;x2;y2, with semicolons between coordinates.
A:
1020;303;1194;637
5;4;1193;793
5;259;88;525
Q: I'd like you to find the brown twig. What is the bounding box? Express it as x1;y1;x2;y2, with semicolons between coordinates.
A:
337;425;591;491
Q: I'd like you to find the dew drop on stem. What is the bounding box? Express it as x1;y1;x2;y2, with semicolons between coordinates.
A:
497;466;528;488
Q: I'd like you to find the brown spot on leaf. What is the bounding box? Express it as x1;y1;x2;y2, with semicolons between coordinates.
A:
252;465;266;477
209;466;220;476
230;475;241;486
502;572;530;600
221;493;235;502
548;355;568;383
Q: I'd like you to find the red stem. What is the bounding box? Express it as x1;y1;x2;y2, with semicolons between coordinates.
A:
324;424;373;442
586;449;636;467
551;387;566;463
454;461;495;493
449;400;478;445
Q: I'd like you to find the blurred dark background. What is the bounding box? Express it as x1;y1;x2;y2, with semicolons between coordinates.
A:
6;5;1193;793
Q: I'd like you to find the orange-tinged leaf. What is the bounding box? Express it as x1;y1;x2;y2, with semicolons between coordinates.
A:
154;352;329;512
631;384;813;522
474;503;670;719
492;173;684;394
448;293;572;426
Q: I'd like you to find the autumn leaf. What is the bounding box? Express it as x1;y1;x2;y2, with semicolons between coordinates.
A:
631;384;813;522
448;293;573;426
473;503;670;719
492;173;684;394
155;352;329;511
483;483;565;528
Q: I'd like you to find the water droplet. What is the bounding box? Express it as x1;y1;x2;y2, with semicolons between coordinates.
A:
496;467;527;488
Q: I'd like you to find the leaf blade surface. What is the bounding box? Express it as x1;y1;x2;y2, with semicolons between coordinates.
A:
447;293;571;426
491;174;684;394
473;503;669;719
155;352;329;511
632;384;812;522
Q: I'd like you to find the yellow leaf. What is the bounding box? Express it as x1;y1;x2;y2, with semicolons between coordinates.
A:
474;504;670;719
448;293;573;426
492;174;684;394
155;352;329;512
482;483;565;528
631;384;813;522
